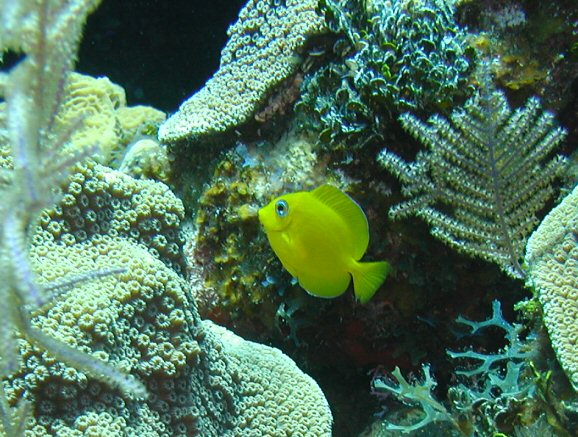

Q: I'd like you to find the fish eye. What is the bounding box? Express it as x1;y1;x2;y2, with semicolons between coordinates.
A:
275;200;289;218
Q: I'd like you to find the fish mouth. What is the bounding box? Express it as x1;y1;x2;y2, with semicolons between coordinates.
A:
257;207;266;225
257;208;273;230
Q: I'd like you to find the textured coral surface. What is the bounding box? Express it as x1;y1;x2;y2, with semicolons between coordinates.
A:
5;161;332;436
526;186;578;391
159;0;326;143
56;72;166;164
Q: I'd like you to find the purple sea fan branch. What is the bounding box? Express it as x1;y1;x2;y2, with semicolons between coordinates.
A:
2;211;46;309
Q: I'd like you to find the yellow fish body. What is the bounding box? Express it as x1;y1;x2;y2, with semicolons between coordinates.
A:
258;185;390;303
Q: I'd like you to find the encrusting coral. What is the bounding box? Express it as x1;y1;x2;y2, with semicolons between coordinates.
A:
525;185;578;392
190;131;350;327
158;0;327;145
55;72;126;160
35;160;186;273
3;160;333;435
0;71;169;181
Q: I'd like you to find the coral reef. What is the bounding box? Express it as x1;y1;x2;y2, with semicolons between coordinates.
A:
158;0;327;145
0;0;333;434
296;0;474;149
3;0;577;435
118;138;171;183
207;321;333;436
463;0;578;109
378;88;567;278
3;160;333;435
116;105;166;145
525;185;578;391
155;0;576;433
372;364;457;433
55;72;127;161
1;70;168;180
38;160;187;273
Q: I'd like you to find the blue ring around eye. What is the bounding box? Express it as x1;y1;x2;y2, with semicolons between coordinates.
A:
275;200;289;218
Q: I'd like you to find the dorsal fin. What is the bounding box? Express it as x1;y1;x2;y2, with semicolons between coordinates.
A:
311;185;369;259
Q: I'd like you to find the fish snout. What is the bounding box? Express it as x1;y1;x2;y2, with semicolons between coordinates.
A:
258;204;280;231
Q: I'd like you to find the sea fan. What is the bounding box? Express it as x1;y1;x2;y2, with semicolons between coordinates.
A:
0;1;145;432
379;89;567;278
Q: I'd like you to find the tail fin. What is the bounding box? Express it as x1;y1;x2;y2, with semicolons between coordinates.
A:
351;261;391;304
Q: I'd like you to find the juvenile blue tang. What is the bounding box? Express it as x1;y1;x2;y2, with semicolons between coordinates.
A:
258;185;390;303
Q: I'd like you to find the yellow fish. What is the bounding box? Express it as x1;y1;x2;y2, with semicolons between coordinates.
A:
258;185;390;303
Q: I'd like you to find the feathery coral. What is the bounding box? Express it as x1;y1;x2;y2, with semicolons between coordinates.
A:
378;89;567;278
297;0;473;149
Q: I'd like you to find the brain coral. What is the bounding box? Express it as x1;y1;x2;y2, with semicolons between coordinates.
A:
525;185;578;391
4;161;332;435
158;0;326;144
56;72;166;165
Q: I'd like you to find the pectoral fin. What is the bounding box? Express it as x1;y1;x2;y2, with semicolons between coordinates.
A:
298;271;351;299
